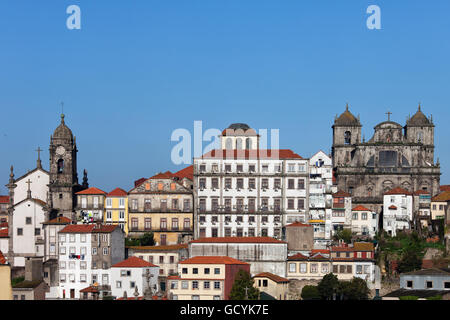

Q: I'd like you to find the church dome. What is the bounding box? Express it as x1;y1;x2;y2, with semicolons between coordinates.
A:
222;123;257;136
407;105;432;127
53;114;73;139
334;104;361;127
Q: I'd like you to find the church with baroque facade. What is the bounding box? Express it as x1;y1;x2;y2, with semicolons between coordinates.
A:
332;104;441;214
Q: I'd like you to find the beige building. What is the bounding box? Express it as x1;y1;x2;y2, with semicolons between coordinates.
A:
285;222;313;251
253;272;289;300
128;171;194;245
431;191;450;221
0;251;12;300
168;256;250;300
287;250;331;281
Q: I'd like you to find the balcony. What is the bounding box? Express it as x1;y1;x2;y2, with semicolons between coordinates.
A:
129;207;192;213
77;205;104;211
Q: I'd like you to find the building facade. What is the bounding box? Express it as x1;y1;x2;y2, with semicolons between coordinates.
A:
75;187;107;223
104;188;128;234
383;187;413;236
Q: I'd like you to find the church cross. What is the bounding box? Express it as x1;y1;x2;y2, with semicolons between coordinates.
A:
386;111;392;121
26;179;32;191
36;147;42;161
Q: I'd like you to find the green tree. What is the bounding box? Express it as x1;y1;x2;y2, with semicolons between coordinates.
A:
140;232;155;246
397;249;422;273
229;270;260;300
338;277;370;300
334;229;353;244
301;285;320;300
317;273;339;300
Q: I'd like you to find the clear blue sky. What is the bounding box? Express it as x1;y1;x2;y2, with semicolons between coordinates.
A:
0;0;449;193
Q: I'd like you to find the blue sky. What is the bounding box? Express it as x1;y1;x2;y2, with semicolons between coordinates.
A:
0;0;449;193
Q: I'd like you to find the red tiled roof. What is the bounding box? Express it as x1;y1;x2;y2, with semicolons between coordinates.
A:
287;253;309;260
134;178;147;188
389;205;398;210
310;252;329;260
384;187;412;195
414;190;430;195
42;216;72;225
199;149;303;160
107;188;128;197
311;249;330;255
173;165;194;181
432;191;450;202
59;224;119;234
76;187;107;195
285;222;312;228
331;246;354;252
333;190;351;198
112;256;158;268
0;196;9;204
0;228;9;238
253;272;289;283
150;171;174;180
440;185;450;192
80;285;99;293
353;242;374;251
190;237;286;244
180;256;249;265
0;251;7;264
352;205;370;211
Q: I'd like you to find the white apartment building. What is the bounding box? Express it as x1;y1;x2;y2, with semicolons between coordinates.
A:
193;123;309;240
110;256;159;299
331;190;352;235
58;224;124;299
351;205;378;238
308;151;335;244
383;187;414;237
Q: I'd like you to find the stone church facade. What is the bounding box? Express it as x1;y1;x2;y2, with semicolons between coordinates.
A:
332;104;441;213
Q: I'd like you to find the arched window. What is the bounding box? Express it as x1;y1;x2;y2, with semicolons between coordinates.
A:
236;138;243;150
245;138;251;150
417;131;423;143
57;159;64;174
344;131;351;145
225;138;233;150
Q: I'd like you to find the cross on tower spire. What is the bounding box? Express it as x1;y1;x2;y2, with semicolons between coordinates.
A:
26;179;32;199
386;111;392;122
36;147;42;169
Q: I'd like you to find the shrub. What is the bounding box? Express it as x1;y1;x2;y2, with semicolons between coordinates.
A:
301;285;320;300
426;295;442;300
399;296;419;300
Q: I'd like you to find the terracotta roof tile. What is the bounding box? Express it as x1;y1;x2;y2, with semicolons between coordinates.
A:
384;187;412;196
150;171;174;180
414;190;430;195
42;216;72;225
134;178;147;188
389;205;398;210
285;222;312;228
311;249;330;255
80;285;99;293
112;256;158;268
331;246;354;252
287;253;309;260
190;237;286;244
180;256;248;265
173;165;194;181
199;149;303;160
440;185;450;192
75;187;107;195
253;272;289;283
107;188;128;197
352;205;371;211
59;224;119;234
0;251;7;264
432;191;450;202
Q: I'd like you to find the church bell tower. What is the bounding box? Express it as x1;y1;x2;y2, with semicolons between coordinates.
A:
48;114;80;219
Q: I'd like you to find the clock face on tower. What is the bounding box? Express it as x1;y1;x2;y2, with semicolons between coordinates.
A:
56;146;66;156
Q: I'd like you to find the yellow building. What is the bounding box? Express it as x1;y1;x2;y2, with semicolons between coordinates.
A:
104;188;128;235
0;251;12;300
167;256;250;300
431;191;450;220
128;171;193;245
253;272;289;300
287;250;331;281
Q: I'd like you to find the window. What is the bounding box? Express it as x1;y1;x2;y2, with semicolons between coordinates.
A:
130;281;136;288
192;295;200;300
214;268;220;275
171;281;178;289
288;164;295;172
103;247;109;255
249;164;256;172
172;199;178;210
172;218;179;230
80;274;87;283
192;281;199;289
35;228;41;236
262;165;269;173
204;281;210;289
193;268;198;274
310;264;318;273
225;164;232;172
182;268;188;274
160;218;167;230
288;199;294;210
249;179;256;189
248;228;255;237
298;199;305;210
170;256;175;264
297;179;305;190
444;282;450;289
289;263;296;273
362;212;367;220
17;228;23;236
204;268;210;274
184;218;190;230
80;261;87;270
237;164;243;172
344;131;351;144
60;261;66;269
92;247;97;255
274;179;281;189
353;212;358;220
300;263;307;273
59;234;66;243
60;274;66;283
26;217;32;224
261;228;268;237
426;281;433;289
116;281;122;288
262;280;268;287
321;264;329;273
356;265;363;274
288;179;295;189
183;199;190;211
159;256;164;264
225;178;232;189
181;281;189;289
214;282;221;289
211;178;219;189
346;265;352;273
237;178;244;189
262;179;269;189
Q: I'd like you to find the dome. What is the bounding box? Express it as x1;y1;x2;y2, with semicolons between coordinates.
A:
334;104;361;127
53;114;73;139
407;105;432;127
222;123;257;136
228;123;251;130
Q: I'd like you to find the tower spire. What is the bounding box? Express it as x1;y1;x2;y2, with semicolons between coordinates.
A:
36;147;42;169
60;102;65;124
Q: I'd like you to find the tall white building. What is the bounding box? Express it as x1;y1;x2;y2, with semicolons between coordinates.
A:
308;151;335;244
383;187;413;237
193;123;309;240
